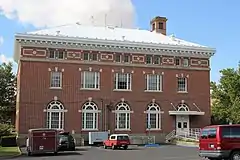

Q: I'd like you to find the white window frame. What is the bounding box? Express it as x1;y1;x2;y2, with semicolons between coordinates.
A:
144;103;163;130
81;101;100;130
50;71;62;89
46;101;66;130
81;71;100;90
177;77;187;92
114;73;132;91
146;55;152;64
114;102;132;130
49;50;64;59
146;74;162;92
183;58;189;67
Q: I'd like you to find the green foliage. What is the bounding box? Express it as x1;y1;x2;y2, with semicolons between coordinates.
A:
0;62;16;124
211;62;240;124
0;124;14;137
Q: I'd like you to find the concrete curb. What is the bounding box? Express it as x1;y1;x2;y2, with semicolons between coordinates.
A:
175;141;198;148
0;147;22;159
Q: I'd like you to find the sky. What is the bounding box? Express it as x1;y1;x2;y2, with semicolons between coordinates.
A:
0;0;239;82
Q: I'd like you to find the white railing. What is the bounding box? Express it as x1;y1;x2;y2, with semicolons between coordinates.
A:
165;128;201;142
165;130;176;141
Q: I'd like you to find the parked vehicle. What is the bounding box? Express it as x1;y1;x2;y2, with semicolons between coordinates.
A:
88;132;108;145
103;134;130;150
199;124;240;160
57;131;76;151
26;128;58;156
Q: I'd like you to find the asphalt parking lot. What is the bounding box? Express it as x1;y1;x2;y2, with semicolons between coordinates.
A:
15;145;202;160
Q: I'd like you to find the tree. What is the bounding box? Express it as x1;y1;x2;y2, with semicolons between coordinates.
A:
211;62;240;124
0;62;16;124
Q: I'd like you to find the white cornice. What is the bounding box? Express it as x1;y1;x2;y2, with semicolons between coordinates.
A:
13;34;216;62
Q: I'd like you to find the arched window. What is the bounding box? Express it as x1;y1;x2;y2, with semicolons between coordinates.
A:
145;103;161;130
46;101;65;129
82;101;99;130
115;102;131;130
177;104;189;111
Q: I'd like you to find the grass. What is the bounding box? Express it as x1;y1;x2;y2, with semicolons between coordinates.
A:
0;146;21;157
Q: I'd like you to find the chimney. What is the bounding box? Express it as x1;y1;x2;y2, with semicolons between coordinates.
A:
150;16;168;35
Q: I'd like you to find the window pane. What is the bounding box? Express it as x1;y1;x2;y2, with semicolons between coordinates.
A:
146;55;152;64
85;113;94;129
124;55;129;62
83;53;89;60
115;73;131;90
177;78;186;92
118;113;126;129
49;50;55;59
83;72;99;89
50;112;60;129
147;75;161;91
51;72;61;88
115;54;121;62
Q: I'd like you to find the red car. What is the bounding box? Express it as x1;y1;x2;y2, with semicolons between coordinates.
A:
103;134;130;150
199;124;240;160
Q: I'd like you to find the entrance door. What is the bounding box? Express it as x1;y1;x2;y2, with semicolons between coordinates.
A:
176;115;189;135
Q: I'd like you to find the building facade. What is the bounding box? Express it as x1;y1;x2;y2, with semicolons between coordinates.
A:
14;16;215;143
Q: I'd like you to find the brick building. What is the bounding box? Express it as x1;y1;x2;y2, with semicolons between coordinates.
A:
13;16;215;143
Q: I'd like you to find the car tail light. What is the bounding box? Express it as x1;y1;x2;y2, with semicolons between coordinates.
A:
216;141;221;150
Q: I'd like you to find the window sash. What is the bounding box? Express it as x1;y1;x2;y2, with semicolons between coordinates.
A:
81;71;100;89
177;77;187;92
47;111;64;129
116;113;130;130
146;74;162;91
146;55;152;64
82;112;98;130
114;73;131;90
50;72;62;88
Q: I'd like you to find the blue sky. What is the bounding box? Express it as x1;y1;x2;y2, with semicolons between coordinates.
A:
0;0;239;82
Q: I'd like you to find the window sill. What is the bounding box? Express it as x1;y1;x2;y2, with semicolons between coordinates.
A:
144;90;162;93
113;89;132;92
82;129;98;131
115;129;131;131
146;129;161;131
49;87;62;90
80;88;100;91
177;91;188;94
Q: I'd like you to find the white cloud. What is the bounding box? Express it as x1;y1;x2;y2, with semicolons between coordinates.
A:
0;54;13;63
0;36;3;46
0;0;136;28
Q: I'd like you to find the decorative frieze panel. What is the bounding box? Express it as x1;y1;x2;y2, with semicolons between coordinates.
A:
162;57;174;64
191;59;209;66
132;55;145;63
67;51;81;58
22;48;47;57
101;53;114;61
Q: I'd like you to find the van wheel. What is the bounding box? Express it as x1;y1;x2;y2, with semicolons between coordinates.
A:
230;151;240;160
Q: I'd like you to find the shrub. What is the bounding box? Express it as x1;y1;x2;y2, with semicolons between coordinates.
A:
0;124;14;137
1;135;17;147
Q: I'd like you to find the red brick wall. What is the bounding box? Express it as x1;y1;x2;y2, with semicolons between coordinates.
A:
16;60;211;134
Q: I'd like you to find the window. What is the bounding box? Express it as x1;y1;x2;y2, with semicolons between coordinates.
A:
123;55;130;63
158;22;164;29
114;73;131;90
115;102;131;130
49;50;64;59
200;128;217;139
152;23;156;30
146;74;162;91
146;55;152;64
82;101;99;130
183;58;189;67
154;56;160;64
177;77;187;92
46;101;65;129
83;52;90;60
175;58;180;66
221;127;240;138
115;54;121;62
177;104;189;111
81;71;100;89
146;103;161;130
90;54;98;61
50;72;62;88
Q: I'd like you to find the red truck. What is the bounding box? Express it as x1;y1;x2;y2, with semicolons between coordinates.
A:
103;134;130;150
26;128;59;156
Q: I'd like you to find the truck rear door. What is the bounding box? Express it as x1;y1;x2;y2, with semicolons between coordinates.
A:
199;127;218;151
32;131;56;152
